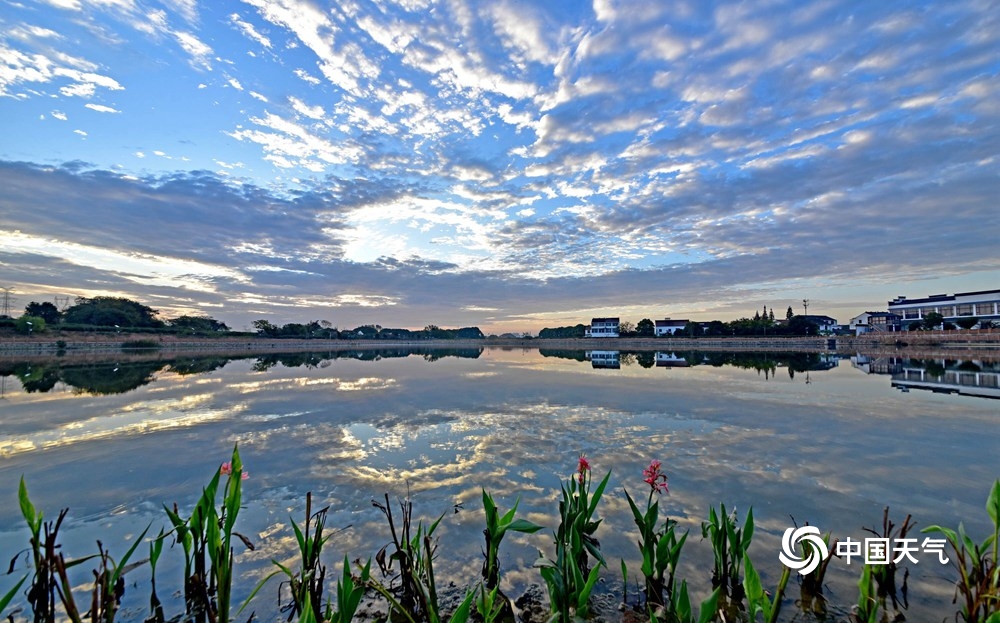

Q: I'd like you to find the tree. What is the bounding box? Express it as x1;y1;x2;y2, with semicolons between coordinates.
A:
25;301;61;325
922;312;945;331
636;318;655;336
683;320;702;337
619;321;635;336
786;315;818;336
169;315;230;333
786;306;794;320
539;324;587;339
252;319;278;337
16;315;45;335
63;296;163;328
705;320;727;336
955;317;979;330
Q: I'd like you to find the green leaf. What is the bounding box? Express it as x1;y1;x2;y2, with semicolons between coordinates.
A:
237;568;282;616
18;477;38;531
675;580;692;623
448;590;475;623
697;587;721;623
587;470;612;517
987;479;1000;527
1;575;27;615
743;507;755;551
922;524;958;547
742;553;770;621
577;564;602;613
507;519;544;534
110;523;152;590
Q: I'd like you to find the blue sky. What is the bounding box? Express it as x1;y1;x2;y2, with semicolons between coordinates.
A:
1;0;998;333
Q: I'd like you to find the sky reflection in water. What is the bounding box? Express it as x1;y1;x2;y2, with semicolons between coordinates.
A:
1;348;997;621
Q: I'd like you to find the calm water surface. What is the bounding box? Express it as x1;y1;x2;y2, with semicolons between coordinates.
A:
1;348;998;622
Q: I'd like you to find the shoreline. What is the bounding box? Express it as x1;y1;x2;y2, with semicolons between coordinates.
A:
2;330;999;362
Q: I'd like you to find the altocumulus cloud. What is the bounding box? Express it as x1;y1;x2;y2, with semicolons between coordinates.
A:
0;0;998;331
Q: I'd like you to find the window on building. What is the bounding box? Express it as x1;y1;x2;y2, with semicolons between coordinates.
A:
956;304;974;316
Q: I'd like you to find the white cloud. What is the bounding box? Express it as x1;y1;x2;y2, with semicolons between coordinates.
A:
289;96;325;120
2;230;249;293
173;31;213;69
230;13;272;49
84;103;120;113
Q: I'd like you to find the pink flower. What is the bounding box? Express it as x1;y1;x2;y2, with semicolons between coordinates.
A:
577;454;591;485
643;459;668;494
220;462;250;480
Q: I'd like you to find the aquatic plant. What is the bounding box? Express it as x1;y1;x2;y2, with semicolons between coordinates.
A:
851;563;881;623
16;477;148;623
742;553;790;623
535;455;611;622
481;489;543;590
701;503;753;601
791;525;834;617
162;444;251;623
370;492;474;623
922;479;1000;623
623;459;687;609
7;457;1000;623
861;506;914;616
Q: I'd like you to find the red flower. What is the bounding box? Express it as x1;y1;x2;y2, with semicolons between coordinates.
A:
577;454;591;484
643;459;668;494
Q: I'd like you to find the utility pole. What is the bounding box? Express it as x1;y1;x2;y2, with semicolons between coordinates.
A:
802;299;810;316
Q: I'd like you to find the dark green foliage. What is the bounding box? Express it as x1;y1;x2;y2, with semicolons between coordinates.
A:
16;315;45;334
538;324;587;339
63;297;163;328
955;316;979;330
121;339;161;349
636;319;655;337
168;315;230;333
25;302;61;325
922;312;945;330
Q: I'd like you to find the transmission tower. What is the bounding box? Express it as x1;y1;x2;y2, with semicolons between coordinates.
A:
802;299;810;316
54;295;71;311
1;287;14;317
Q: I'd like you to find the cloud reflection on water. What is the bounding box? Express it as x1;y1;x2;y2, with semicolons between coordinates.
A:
1;349;997;621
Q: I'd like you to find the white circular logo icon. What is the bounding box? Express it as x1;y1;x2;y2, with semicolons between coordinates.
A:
778;526;829;575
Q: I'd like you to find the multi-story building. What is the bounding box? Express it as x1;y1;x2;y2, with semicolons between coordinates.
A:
888;289;1000;328
585;317;620;338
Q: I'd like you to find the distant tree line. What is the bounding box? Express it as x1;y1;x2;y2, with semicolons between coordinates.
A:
540;305;825;338
8;297;231;335
250;320;484;340
3;296;489;340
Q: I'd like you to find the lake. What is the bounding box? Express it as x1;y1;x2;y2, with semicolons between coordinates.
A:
1;347;998;622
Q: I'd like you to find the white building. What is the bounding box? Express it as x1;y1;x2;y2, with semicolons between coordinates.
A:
849;312;901;335
585;317;620;338
586;350;620;368
654;318;689;336
888;289;1000;328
